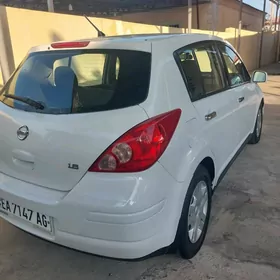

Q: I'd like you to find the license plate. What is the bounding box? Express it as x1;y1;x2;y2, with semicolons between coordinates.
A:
0;198;52;233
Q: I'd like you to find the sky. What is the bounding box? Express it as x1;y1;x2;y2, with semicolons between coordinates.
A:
244;0;272;12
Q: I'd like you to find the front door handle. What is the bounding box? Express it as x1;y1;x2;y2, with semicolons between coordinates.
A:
238;97;245;103
205;111;217;121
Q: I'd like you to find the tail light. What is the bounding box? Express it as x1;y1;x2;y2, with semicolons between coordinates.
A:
51;41;90;49
89;109;181;173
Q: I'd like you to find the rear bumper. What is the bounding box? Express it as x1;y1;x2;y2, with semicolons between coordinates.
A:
0;163;186;259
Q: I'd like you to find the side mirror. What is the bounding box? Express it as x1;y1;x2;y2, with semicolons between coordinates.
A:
252;70;267;83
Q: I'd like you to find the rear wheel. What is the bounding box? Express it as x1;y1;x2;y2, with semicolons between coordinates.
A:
249;104;263;144
176;165;212;259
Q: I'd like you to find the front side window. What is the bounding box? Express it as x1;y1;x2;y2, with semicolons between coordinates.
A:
0;50;151;114
176;42;225;100
218;44;250;86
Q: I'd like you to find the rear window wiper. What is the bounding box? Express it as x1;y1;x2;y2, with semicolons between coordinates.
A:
3;94;45;110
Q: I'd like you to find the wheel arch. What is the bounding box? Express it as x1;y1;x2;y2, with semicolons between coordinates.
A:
171;156;214;255
199;157;215;184
176;143;216;185
170;150;216;235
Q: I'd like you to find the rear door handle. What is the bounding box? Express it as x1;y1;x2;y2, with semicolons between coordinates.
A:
238;97;245;103
205;111;217;121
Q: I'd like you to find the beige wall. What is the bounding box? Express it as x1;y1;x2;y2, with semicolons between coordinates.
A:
115;6;199;30
117;1;263;32
0;6;277;86
262;32;278;66
0;6;180;86
218;0;263;32
1;7;195;66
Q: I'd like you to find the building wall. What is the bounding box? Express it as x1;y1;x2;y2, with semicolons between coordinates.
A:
116;0;264;32
217;0;263;32
114;5;211;30
262;31;278;66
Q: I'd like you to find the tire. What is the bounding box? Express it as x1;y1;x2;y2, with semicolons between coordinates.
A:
249;104;263;145
175;165;212;259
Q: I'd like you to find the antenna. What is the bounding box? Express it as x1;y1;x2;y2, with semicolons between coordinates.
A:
84;15;106;37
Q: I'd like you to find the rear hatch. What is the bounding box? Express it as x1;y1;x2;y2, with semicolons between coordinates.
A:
0;47;151;191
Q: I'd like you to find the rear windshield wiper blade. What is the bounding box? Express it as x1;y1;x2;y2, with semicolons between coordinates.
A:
3;94;45;110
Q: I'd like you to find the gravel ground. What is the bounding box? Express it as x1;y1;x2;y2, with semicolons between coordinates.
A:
1;76;280;280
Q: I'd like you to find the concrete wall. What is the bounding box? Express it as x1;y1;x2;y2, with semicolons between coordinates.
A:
0;6;277;87
116;0;263;32
217;0;263;32
261;32;278;66
0;6;180;86
115;6;199;30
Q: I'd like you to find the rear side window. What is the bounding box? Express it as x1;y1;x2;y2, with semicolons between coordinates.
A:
218;44;250;86
176;43;225;100
0;50;151;114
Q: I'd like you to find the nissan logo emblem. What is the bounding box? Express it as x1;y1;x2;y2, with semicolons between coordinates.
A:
17;126;29;141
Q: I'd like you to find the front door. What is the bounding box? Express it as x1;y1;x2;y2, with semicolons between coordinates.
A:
217;42;256;143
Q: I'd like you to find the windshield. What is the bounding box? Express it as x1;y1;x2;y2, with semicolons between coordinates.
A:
0;49;151;114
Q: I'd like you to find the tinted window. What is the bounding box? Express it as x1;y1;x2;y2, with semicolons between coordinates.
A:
0;50;151;114
193;45;225;95
178;49;203;100
177;44;225;100
218;44;250;86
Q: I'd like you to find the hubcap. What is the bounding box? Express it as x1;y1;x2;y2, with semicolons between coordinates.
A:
187;181;208;244
256;109;262;138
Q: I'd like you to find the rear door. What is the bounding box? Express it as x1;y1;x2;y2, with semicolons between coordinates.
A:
0;48;151;191
175;41;240;175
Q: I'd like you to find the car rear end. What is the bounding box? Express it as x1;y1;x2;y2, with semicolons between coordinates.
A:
0;38;184;259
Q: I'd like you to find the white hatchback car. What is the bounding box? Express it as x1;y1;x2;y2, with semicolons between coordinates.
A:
0;34;266;260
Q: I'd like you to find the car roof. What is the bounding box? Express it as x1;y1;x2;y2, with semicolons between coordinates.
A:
29;33;227;55
71;33;225;47
83;33;223;42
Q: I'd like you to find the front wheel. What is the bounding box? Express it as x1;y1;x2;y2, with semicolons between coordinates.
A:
249;104;263;144
175;165;212;259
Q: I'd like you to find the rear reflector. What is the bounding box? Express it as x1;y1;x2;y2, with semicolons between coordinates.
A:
89;109;182;173
51;41;90;49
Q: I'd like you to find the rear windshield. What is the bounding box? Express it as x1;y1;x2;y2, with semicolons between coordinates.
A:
0;49;151;114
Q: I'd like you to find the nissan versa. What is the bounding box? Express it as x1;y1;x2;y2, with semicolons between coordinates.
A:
0;34;266;259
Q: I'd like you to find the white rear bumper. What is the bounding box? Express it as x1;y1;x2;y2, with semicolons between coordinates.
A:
0;163;186;259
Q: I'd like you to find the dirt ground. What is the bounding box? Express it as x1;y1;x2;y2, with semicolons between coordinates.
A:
1;76;280;280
